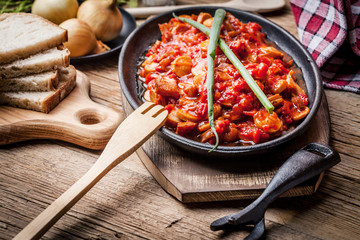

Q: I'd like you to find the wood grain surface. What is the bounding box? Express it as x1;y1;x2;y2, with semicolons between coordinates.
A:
123;93;330;203
0;71;122;150
0;1;359;240
13;102;167;240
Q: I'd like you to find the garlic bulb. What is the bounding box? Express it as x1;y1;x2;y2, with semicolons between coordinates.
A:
77;0;123;42
32;0;79;25
59;19;97;57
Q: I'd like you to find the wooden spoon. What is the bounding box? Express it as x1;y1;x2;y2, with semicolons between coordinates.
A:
13;102;168;240
127;0;285;18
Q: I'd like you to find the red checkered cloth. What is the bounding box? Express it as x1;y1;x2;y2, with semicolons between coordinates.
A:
290;0;360;93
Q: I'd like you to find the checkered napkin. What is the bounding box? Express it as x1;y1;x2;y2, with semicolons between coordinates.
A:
290;0;360;93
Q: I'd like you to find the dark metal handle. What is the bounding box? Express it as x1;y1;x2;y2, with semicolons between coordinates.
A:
228;143;340;225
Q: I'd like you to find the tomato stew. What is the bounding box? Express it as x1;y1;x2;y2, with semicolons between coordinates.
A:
137;12;309;146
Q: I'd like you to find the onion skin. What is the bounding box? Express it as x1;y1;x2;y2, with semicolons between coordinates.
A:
59;19;97;57
31;0;79;25
77;0;123;42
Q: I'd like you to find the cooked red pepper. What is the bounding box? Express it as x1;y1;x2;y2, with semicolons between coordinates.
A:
138;12;310;146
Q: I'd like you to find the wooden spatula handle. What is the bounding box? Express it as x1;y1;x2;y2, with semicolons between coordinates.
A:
14;102;167;240
13;160;113;240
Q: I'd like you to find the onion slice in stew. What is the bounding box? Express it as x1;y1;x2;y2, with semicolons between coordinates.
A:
173;12;275;115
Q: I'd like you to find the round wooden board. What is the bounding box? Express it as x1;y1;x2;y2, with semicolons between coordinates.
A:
122;91;331;203
0;71;122;150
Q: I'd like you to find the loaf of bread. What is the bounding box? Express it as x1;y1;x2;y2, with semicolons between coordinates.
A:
0;13;67;64
0;13;78;113
0;66;76;113
0;70;59;92
0;46;70;80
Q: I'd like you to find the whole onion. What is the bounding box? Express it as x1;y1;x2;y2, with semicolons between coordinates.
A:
59;19;97;57
77;0;123;42
31;0;79;25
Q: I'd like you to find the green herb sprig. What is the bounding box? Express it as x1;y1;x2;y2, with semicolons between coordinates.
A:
0;0;33;14
206;9;226;151
0;0;137;14
173;12;274;114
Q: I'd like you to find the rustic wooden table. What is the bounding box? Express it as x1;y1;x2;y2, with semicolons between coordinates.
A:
1;1;359;239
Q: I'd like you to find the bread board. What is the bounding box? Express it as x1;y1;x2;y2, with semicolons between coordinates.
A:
0;71;122;150
123;92;331;203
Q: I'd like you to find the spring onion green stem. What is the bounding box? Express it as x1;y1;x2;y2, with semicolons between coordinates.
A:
206;9;226;151
173;12;274;114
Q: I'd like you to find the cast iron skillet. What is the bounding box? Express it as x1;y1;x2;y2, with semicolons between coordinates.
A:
118;6;322;157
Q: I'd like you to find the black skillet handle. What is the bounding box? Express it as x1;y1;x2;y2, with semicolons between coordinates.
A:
232;143;340;223
228;142;341;225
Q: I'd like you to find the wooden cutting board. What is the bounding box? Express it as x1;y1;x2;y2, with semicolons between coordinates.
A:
0;71;122;150
123;92;331;203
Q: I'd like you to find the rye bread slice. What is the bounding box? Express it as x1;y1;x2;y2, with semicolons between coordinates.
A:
0;13;67;64
0;66;76;113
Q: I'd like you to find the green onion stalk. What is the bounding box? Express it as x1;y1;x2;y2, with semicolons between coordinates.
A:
204;9;226;151
173;12;274;115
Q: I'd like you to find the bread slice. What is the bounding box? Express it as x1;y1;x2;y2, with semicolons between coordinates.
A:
0;46;70;79
0;66;76;113
0;13;67;64
0;70;59;92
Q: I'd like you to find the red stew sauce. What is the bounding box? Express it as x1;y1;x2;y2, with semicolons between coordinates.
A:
138;12;310;146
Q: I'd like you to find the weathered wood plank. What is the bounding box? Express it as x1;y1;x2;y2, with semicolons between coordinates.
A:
0;72;122;150
1;1;359;239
